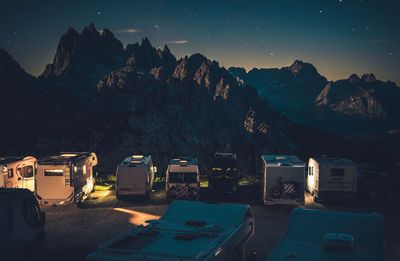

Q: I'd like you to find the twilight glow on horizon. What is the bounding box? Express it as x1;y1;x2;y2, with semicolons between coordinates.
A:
1;0;399;84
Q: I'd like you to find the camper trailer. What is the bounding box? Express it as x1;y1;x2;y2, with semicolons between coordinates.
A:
261;155;305;205
267;208;387;261
209;152;239;196
307;157;357;202
166;157;200;202
0;156;37;192
87;200;255;261
35;152;98;205
115;155;155;199
0;188;45;256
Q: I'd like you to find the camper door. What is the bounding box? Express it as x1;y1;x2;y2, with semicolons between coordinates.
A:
18;164;35;192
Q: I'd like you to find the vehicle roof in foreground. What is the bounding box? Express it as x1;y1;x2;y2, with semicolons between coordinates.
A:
268;208;385;261
88;200;252;261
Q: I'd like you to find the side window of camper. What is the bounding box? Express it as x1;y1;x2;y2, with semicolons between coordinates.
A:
44;170;63;176
19;166;34;178
308;166;313;176
83;165;87;175
7;207;13;233
8;169;13;178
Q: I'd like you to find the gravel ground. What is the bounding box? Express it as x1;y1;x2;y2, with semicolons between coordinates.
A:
4;184;400;261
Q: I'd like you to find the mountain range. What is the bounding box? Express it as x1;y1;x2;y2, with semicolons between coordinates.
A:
229;62;400;142
0;23;398;173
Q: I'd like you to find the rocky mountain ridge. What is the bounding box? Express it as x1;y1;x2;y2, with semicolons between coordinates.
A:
1;24;397;173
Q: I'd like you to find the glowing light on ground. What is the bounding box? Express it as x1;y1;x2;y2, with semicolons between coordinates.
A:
113;208;160;225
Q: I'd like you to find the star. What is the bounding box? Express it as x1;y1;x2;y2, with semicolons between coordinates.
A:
97;11;101;15
389;53;393;56
319;10;323;13
154;23;160;30
269;52;275;56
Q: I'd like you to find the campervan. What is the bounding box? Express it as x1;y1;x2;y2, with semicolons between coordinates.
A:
115;155;155;199
261;155;305;205
35;152;98;205
87;200;255;261
166;157;200;202
0;188;45;256
209;152;239;196
0;156;37;192
307;157;357;202
267;208;387;261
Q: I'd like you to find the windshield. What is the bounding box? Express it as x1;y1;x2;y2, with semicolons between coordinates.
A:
211;158;237;176
168;172;198;183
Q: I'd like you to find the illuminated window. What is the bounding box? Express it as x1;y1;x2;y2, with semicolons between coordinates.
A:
44;170;63;176
74;166;78;173
8;169;13;178
60;153;77;157
83;165;86;174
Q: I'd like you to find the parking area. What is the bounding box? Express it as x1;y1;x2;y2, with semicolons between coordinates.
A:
6;183;400;261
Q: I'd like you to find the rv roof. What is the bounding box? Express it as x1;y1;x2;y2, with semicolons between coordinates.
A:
262;155;305;167
121;155;151;166
169;157;197;166
214;152;237;160
0;188;33;202
268;208;385;261
38;152;95;165
312;157;355;166
92;201;250;260
0;156;35;165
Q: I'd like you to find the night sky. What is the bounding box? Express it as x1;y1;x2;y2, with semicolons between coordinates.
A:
1;0;399;84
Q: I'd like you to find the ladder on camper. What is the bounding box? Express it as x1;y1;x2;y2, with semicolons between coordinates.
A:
65;168;71;186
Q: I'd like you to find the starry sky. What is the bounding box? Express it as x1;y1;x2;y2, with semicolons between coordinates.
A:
1;0;399;84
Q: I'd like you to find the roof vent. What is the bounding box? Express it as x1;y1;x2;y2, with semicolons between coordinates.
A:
185;220;206;227
174;233;197;241
323;233;354;251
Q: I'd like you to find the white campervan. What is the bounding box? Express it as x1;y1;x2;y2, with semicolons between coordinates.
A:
307;157;357;202
0;156;37;192
166;157;200;202
0;188;45;256
115;155;155;199
261;155;305;205
87;200;255;261
35;152;98;205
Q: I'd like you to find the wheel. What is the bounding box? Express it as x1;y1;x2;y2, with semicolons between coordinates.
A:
270;186;281;198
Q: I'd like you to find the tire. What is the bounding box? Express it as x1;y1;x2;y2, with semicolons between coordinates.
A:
313;193;320;203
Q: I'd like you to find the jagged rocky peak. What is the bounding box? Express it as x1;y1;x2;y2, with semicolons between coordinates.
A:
361;73;377;83
42;23;124;77
285;60;318;74
348;74;361;83
125;38;176;73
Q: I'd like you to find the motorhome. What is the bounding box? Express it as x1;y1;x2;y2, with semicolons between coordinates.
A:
307;157;357;202
166;157;200;202
35;152;98;205
87;200;255;261
115;155;155;199
0;188;45;256
0;156;37;192
209;152;239;196
261;155;305;205
267;208;387;261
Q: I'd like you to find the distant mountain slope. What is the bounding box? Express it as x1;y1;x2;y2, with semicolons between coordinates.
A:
229;63;400;142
